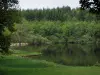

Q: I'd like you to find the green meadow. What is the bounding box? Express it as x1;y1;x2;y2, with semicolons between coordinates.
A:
0;49;100;75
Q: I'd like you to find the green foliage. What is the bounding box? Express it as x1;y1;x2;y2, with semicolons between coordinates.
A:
12;20;63;45
12;19;100;45
11;6;100;46
80;0;100;14
31;34;51;45
22;6;97;22
2;27;11;37
0;0;20;53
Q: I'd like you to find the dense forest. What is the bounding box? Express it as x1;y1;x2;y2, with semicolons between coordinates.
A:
11;6;100;46
22;6;97;21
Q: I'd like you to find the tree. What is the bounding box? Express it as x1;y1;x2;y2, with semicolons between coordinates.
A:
80;0;100;14
0;0;19;53
80;0;100;44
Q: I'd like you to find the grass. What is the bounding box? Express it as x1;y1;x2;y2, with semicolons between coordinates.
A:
0;48;100;75
1;67;100;75
10;49;41;56
10;46;42;56
0;55;100;75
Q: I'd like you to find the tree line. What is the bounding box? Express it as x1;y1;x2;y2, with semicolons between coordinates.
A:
22;6;97;22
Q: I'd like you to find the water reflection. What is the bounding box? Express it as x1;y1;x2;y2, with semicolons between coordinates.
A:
42;44;100;66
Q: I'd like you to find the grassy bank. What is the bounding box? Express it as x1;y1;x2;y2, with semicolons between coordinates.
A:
0;55;100;75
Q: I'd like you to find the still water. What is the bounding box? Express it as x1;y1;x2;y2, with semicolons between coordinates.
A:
13;43;100;66
41;44;100;66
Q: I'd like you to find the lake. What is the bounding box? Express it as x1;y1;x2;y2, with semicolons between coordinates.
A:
12;43;100;66
41;44;100;66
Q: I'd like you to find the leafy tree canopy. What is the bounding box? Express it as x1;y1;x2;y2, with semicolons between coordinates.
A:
80;0;100;14
0;0;19;53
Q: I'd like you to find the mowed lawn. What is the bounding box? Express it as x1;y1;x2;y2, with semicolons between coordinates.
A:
0;55;100;75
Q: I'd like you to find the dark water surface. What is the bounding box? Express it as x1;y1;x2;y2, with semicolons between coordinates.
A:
41;44;100;66
13;44;100;66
